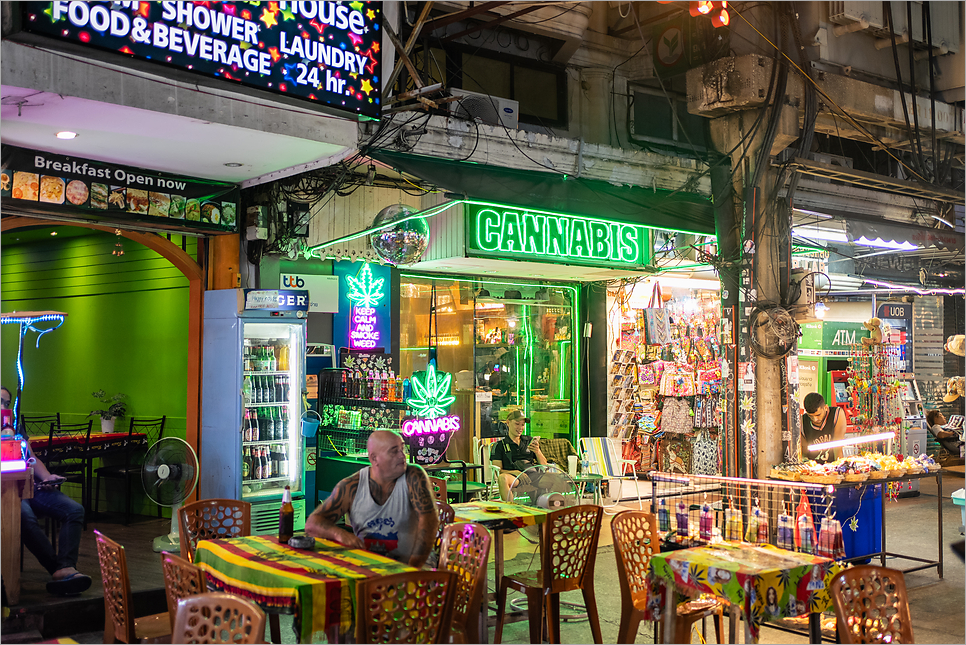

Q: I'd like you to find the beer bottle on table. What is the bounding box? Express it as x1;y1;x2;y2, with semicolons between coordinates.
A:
279;486;294;543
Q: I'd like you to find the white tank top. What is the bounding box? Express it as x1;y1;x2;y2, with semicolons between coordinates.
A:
350;467;415;564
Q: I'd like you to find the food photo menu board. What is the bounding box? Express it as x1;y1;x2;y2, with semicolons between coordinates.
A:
1;146;239;233
20;1;382;119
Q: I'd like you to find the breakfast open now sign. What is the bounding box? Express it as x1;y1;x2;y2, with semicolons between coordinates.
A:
1;146;239;233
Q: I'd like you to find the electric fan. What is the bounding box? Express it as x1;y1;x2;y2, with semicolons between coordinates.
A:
142;437;199;553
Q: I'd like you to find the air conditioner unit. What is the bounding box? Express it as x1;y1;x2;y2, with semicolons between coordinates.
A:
447;88;519;129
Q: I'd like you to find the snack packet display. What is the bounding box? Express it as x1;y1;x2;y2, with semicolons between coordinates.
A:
777;504;795;550
699;501;713;542
675;501;689;539
817;515;846;559
724;503;744;542
658;498;670;532
794;494;816;554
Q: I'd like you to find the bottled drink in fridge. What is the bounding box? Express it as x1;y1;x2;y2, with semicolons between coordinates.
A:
242;448;251;480
373;371;381;401
269;345;278;372
279;486;294;543
278;344;290;372
243;376;254;406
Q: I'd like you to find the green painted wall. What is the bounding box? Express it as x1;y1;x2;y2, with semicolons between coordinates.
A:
2;228;193;516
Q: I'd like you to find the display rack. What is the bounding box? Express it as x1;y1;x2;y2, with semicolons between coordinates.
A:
314;367;407;459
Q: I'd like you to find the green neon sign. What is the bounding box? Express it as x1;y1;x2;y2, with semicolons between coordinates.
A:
407;363;456;419
466;203;651;268
345;263;386;308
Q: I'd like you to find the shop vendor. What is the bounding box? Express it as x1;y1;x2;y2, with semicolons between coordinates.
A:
490;410;548;501
801;392;847;463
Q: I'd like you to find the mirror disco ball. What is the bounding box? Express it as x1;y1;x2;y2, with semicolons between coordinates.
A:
369;204;430;266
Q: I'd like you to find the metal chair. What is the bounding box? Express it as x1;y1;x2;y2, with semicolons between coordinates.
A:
829;565;915;644
161;551;208;632
178;499;252;563
438;522;491;644
610;510;725;644
355;570;457;644
172;592;266;644
19;413;61;437
494;504;604;644
46;420;94;520
579;436;642;512
94;416;166;524
94;530;171;643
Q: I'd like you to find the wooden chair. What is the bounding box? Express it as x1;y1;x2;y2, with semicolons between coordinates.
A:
172;592;266;644
610;510;725;644
438;522;491;644
355;570;457;644
161;551;208;631
829;565;915;644
494;504;604;644
179;499;252;563
94;530;171;643
94;416;166;525
428;476;447;502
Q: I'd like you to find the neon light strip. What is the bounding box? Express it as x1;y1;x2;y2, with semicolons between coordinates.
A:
0;460;28;473
1;313;67;431
862;278;965;296
650;471;829;490
809;431;896;452
308;201;462;254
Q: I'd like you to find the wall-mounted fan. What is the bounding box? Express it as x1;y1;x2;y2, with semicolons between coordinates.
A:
142;437;199;553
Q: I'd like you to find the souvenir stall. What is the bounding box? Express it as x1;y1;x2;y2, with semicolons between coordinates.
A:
606;280;723;476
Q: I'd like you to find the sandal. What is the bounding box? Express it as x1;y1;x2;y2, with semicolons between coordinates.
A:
46;572;92;596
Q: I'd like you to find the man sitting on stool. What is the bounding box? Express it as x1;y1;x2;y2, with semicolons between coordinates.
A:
490;410;549;502
2;386;91;595
305;430;438;568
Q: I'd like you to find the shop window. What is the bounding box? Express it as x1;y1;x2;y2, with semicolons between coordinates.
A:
629;86;708;154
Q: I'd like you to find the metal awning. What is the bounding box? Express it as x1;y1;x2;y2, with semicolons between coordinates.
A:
846;219;964;252
369;149;716;235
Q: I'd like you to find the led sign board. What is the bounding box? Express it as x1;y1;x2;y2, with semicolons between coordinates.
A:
466;203;652;269
403;365;459;465
21;1;382;119
345;263;384;349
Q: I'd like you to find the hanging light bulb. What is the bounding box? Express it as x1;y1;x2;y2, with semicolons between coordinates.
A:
112;229;125;256
814;301;829;319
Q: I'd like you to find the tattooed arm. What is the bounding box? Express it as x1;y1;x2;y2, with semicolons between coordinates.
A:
405;465;439;569
305;473;364;549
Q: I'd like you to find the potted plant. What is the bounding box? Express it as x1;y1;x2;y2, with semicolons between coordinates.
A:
90;390;127;433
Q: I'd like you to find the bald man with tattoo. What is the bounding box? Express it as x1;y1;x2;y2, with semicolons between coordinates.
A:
305;430;439;568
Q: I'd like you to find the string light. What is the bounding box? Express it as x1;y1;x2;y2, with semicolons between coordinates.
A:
112;229;125;256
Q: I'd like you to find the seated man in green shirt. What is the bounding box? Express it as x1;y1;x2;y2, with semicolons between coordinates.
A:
489;410;548;501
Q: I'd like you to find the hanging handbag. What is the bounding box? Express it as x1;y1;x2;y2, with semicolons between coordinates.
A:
643;283;672;346
691;429;718;475
660;399;694;434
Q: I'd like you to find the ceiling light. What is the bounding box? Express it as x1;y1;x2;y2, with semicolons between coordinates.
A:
792;226;847;243
55;131;78;140
931;214;955;228
223;162;243;167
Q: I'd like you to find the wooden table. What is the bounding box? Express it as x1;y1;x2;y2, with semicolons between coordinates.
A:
194;535;416;643
648;542;842;644
1;466;33;605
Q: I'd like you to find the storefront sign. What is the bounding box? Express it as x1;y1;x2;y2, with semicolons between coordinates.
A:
401;415;460;465
334;261;390;352
1;146;238;232
21;1;382;119
244;289;309;311
280;274;339;313
407;364;457;419
466;203;651;269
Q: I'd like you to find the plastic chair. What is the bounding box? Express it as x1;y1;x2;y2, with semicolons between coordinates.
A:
438;522;491;644
829;565;915;644
94;530;171;643
94;416;166;525
494;504;604;644
428;476;447;502
172;592;266;644
355;570;457;644
179;499;252;563
435;500;455;554
610;510;725;644
161;551;208;631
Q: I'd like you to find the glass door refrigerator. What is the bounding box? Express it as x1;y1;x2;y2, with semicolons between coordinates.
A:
201;289;308;534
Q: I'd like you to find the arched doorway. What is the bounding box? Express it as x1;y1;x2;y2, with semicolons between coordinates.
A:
1;216;203;485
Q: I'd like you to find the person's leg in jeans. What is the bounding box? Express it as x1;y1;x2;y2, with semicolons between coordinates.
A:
21;498;60;575
23;488;90;593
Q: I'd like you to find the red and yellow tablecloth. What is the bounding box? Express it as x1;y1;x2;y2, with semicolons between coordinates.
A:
647;542;843;641
194;535;415;643
452;500;549;532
